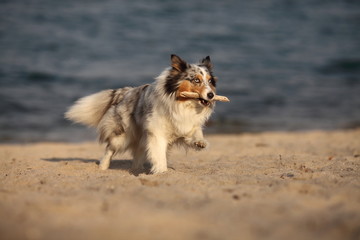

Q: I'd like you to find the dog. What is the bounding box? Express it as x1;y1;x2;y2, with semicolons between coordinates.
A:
65;54;218;174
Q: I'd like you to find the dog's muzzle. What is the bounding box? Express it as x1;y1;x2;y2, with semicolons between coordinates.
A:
199;91;215;107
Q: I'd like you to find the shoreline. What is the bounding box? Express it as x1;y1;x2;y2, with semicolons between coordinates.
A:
1;129;359;240
2;120;360;143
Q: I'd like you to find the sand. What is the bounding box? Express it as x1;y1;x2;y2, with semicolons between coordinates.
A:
0;129;359;240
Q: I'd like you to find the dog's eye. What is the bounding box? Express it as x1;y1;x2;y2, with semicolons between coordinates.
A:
194;78;200;83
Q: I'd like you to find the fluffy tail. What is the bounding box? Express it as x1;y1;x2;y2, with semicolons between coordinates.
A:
65;90;114;128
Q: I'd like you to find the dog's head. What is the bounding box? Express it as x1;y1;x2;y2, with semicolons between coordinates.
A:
165;54;218;107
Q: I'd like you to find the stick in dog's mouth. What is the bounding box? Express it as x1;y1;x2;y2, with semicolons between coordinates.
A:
179;91;230;102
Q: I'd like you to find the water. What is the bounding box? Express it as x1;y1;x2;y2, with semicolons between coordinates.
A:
1;0;359;142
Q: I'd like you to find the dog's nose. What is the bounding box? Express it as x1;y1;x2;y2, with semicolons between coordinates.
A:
207;92;214;99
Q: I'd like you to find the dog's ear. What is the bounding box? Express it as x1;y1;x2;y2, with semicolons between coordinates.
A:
171;54;187;72
201;56;212;70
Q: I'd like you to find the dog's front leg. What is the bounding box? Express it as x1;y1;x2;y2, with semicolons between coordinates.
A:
132;145;146;172
186;127;208;150
146;133;168;174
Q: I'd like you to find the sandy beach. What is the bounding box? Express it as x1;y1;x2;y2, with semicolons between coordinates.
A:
0;129;359;240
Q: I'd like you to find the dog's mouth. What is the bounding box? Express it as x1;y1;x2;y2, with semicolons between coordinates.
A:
198;98;211;107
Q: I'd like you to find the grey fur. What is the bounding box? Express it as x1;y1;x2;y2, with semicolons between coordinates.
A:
65;55;216;174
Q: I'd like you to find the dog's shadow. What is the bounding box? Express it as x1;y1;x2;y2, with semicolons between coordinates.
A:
42;157;143;173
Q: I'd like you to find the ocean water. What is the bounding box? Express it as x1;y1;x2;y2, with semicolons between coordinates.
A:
0;0;359;142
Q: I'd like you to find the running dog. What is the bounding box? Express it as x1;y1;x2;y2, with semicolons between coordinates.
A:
65;55;228;174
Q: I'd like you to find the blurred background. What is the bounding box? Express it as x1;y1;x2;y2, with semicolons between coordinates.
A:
0;0;359;142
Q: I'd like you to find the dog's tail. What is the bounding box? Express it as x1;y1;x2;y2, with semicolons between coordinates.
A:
65;90;116;128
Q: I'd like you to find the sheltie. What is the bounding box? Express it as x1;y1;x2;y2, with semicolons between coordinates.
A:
65;55;219;174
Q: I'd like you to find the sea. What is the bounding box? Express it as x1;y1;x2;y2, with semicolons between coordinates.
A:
0;0;359;142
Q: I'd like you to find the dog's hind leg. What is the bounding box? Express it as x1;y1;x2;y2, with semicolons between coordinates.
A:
99;147;114;170
99;134;128;170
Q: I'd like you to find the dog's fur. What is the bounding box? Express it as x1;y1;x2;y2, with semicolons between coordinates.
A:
65;55;218;174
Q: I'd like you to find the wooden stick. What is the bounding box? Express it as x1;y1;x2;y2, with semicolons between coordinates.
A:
179;91;199;98
180;91;230;102
213;95;230;102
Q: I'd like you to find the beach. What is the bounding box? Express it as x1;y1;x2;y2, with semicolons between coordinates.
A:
0;129;359;240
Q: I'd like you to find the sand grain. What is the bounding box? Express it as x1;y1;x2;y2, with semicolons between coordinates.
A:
1;130;359;240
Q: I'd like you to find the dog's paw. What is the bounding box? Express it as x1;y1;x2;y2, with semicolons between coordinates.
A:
193;140;208;150
99;163;110;170
130;167;146;176
150;165;168;174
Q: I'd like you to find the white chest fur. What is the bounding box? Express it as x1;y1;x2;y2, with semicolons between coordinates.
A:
170;101;212;137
